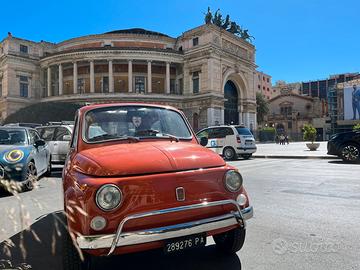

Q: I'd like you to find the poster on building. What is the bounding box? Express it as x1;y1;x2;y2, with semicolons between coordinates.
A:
344;84;360;120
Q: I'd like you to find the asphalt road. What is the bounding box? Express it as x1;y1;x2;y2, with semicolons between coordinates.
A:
0;159;359;270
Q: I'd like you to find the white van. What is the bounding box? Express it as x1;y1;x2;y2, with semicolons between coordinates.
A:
196;125;257;160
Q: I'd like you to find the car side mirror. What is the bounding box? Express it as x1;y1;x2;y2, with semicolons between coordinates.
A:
63;135;72;141
34;139;45;147
199;137;208;147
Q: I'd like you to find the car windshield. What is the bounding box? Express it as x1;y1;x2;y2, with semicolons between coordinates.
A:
83;106;192;143
0;128;27;145
236;127;253;136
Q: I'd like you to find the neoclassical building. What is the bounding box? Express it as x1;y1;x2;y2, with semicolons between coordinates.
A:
0;24;258;131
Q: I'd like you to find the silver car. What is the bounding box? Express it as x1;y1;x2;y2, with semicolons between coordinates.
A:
36;123;73;164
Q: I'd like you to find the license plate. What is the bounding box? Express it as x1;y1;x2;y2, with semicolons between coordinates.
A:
164;233;206;254
245;141;252;145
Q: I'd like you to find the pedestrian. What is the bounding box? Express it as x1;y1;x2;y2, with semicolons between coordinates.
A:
279;134;285;145
285;135;289;144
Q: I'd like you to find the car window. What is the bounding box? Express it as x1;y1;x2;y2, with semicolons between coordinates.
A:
236;127;253;136
197;129;210;139
54;127;71;141
38;127;55;141
83;106;192;143
0;129;27;145
224;128;234;136
209;128;227;139
28;130;41;144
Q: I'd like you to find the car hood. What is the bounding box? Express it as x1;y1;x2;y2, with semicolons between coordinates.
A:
0;145;31;165
74;141;226;177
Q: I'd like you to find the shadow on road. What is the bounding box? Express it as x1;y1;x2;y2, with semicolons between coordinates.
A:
328;160;360;165
0;212;242;270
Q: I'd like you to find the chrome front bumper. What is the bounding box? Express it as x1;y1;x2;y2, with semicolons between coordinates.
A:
76;200;253;256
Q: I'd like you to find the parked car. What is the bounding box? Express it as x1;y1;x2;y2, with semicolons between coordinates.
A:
62;103;253;269
36;122;73;164
327;130;360;162
0;127;51;192
196;125;257;160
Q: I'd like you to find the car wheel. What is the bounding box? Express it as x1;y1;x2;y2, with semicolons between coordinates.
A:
22;161;37;191
223;147;236;161
341;143;360;162
63;229;95;270
44;156;52;177
242;154;252;160
213;227;246;254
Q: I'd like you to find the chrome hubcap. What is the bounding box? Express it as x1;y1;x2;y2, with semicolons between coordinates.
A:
342;145;359;161
225;149;233;158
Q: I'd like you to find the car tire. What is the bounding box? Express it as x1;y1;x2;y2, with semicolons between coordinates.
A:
22;161;37;191
62;229;95;270
213;227;246;254
223;147;236;161
341;143;360;162
44;156;52;177
242;154;252;160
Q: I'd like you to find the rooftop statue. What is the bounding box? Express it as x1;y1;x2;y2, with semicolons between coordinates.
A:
240;29;255;43
204;7;212;24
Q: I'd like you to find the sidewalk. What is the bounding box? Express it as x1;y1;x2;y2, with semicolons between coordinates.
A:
253;141;338;159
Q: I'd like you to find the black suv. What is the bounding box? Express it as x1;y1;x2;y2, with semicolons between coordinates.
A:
327;130;360;162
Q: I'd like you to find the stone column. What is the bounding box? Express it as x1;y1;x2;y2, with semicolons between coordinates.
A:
90;60;95;93
128;60;133;92
108;60;114;93
47;66;51;97
58;64;63;96
147;60;152;93
166;62;170;94
73;62;78;94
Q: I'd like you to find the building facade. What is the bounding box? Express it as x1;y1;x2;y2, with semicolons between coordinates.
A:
255;71;273;100
0;25;258;131
300;73;359;100
328;78;360;134
266;90;327;140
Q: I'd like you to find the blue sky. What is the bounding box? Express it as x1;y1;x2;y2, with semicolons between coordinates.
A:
1;0;359;83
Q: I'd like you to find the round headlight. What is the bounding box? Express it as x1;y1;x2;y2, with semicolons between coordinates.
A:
96;184;122;211
4;150;24;163
224;170;243;192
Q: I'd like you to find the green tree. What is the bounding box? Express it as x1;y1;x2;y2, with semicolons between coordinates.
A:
353;123;360;131
256;92;269;124
303;124;317;143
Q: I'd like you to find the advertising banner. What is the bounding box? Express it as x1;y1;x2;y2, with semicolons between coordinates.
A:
344;84;360;120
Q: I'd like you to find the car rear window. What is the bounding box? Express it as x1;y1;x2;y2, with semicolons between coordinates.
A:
236;127;253;136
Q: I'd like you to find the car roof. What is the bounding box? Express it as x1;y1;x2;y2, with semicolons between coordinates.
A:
79;102;181;114
0;126;33;131
201;125;247;129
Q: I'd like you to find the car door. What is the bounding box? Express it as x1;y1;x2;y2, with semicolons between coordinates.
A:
197;128;215;152
37;127;56;161
210;128;227;155
53;127;72;162
28;129;47;173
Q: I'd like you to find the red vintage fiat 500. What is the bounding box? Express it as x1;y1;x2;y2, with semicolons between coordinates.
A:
62;103;253;269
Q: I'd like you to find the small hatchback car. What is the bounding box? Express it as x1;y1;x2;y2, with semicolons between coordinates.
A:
327;130;360;162
0;127;51;192
62;103;253;269
36;122;73;164
196;125;257;160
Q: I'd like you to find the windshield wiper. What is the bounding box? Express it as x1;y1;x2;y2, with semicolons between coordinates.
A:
136;129;180;142
90;134;140;143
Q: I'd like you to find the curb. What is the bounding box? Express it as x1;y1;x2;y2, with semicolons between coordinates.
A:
253;155;338;160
